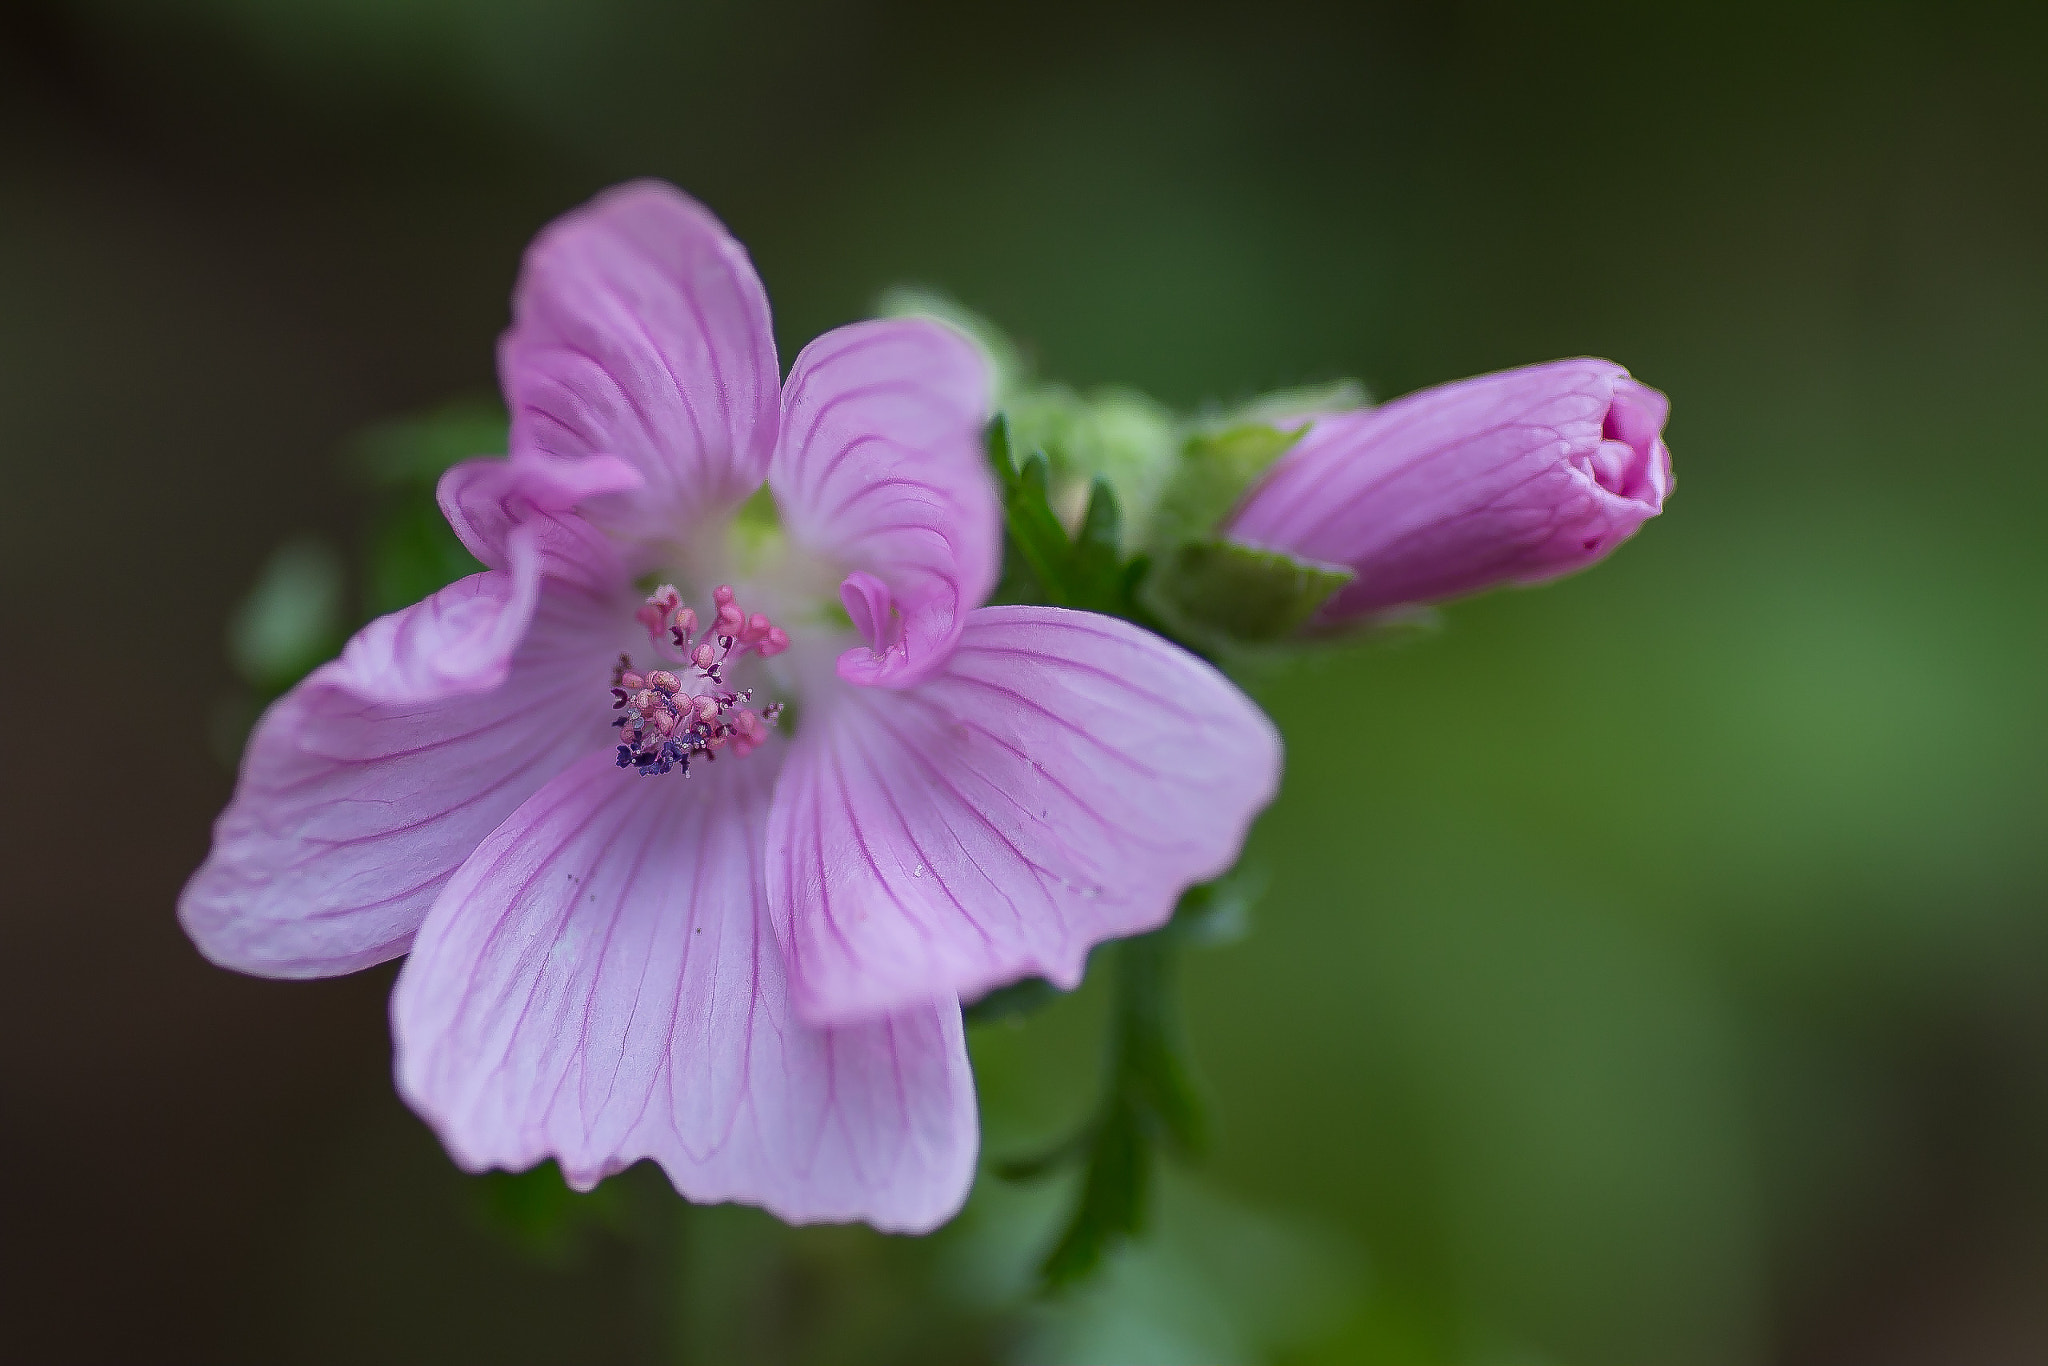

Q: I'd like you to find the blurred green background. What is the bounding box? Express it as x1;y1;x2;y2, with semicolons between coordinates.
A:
3;1;2046;1362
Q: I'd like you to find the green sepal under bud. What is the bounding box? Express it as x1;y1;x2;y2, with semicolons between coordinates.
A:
1145;421;1306;555
1144;538;1354;648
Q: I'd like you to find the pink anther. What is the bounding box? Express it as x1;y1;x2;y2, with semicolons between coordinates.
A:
691;642;717;671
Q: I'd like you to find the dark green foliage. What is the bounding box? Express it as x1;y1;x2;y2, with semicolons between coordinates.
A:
982;412;1278;1290
472;1161;633;1267
349;400;499;617
961;975;1063;1026
995;879;1263;1290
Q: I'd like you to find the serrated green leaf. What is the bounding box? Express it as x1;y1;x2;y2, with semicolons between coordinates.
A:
1144;538;1354;646
1146;421;1307;554
1005;383;1179;540
986;417;1148;619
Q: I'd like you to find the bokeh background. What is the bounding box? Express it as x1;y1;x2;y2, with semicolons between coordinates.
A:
4;1;2047;1362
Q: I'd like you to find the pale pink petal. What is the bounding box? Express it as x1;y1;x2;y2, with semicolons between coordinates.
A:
392;749;979;1233
499;181;781;546
767;607;1281;1026
770;318;998;690
178;581;626;978
438;453;642;596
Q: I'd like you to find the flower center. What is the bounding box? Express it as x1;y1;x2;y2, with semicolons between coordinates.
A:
609;583;789;777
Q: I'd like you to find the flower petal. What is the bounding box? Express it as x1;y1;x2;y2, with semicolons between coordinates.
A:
180;579;627;978
770;318;998;690
499;180;781;546
392;748;979;1232
438;453;642;596
767;606;1281;1026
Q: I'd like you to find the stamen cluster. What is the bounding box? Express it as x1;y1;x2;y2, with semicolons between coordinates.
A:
611;584;788;777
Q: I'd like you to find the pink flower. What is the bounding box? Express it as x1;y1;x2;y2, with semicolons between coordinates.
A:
1227;360;1673;620
179;182;1279;1232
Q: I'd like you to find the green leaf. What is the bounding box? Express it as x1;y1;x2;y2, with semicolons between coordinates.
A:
1144;538;1354;646
1168;862;1269;948
363;495;484;618
346;397;508;488
228;536;346;692
1041;1099;1152;1288
1005;384;1180;541
963;975;1063;1026
1146;422;1306;554
471;1161;629;1268
986;417;1148;619
1026;919;1216;1290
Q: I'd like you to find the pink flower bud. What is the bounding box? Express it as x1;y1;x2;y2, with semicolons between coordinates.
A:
1227;359;1672;621
691;642;717;670
617;671;645;692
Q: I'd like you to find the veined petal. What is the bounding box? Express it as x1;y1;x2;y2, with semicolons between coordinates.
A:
393;749;979;1233
438;453;642;596
179;580;626;978
767;606;1281;1026
770;318;998;690
499;181;781;545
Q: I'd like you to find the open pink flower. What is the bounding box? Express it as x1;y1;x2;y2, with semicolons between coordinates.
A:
180;182;1280;1231
1228;359;1673;620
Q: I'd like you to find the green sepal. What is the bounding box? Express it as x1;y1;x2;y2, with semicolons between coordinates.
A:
987;416;1150;619
1144;537;1354;646
1145;421;1306;555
